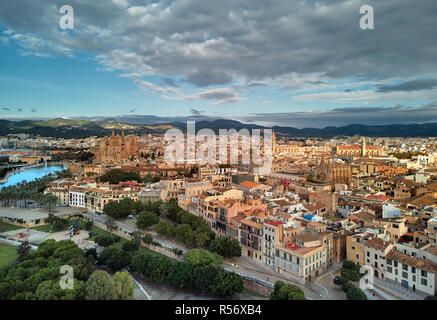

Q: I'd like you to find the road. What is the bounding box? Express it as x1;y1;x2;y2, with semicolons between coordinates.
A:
74;207;346;300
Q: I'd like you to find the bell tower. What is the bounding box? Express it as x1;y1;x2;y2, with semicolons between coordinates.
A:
361;137;367;157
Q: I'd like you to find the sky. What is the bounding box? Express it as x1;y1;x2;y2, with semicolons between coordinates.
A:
0;0;436;128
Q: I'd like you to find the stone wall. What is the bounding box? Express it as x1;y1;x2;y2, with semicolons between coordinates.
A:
242;278;272;297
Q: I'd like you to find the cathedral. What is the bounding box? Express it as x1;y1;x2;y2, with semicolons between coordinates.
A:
93;130;137;164
312;157;352;184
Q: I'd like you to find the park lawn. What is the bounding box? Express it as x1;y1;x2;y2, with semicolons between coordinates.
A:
107;240;175;260
0;221;22;233
108;238;129;250
87;226;115;241
31;224;54;233
0;243;18;269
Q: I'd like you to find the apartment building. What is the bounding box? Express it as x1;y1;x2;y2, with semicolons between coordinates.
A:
374;217;409;242
69;188;86;208
44;188;69;205
275;233;327;283
385;243;437;296
262;220;283;269
363;238;393;279
239;217;264;264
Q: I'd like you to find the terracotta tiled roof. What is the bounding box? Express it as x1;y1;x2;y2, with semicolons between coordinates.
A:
365;238;391;251
239;181;261;189
386;249;437;273
296;233;320;243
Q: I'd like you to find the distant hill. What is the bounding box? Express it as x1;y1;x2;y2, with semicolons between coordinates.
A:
1;117;437;138
0;118;177;138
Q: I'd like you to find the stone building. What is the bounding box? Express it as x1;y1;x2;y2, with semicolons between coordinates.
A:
336;138;384;157
312;157;352;184
93;130;137;164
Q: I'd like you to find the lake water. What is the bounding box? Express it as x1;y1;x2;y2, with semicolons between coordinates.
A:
0;165;66;189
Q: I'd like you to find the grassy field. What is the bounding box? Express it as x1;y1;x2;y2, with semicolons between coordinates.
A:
0;221;23;233
31;219;112;239
30;224;53;233
87;226;115;241
0;243;18;268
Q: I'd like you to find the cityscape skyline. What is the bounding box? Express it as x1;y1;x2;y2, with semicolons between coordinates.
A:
2;0;437;307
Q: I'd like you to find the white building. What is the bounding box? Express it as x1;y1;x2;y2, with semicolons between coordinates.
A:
69;189;86;208
385;243;437;296
382;203;401;219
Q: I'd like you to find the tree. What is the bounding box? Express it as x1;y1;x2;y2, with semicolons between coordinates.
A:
212;272;243;297
0;239;89;300
112;271;135;300
122;239;140;252
85;270;116;300
104;198;135;219
155;220;175;237
189;264;219;293
209;237;242;258
343;260;361;273
85;248;98;260
105;217;117;232
148;256;174;283
341;269;361;282
17;241;31;262
270;281;305;300
333;276;349;286
195;232;211;247
100;169;141;184
98;247;131;271
84;219;93;231
184;249;223;268
167;262;192;288
129;252;174;284
142;233;154;244
136;211;160;229
174;224;192;243
342;283;367;300
94;234;116;247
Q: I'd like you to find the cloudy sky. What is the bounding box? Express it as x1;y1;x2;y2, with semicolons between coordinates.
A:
0;0;436;128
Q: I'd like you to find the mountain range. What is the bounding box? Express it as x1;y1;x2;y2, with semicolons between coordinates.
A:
1;117;437;138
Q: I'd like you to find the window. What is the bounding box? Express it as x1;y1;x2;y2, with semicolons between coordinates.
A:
402;271;408;279
375;254;378;260
367;252;370;257
297;257;299;265
387;266;392;273
402;264;408;271
421;278;427;286
387;259;392;266
421;270;427;277
413;275;416;282
356;254;359;259
394;261;398;267
411;267;416;274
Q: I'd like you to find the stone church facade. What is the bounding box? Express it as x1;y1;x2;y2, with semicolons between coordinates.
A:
93;130;137;164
